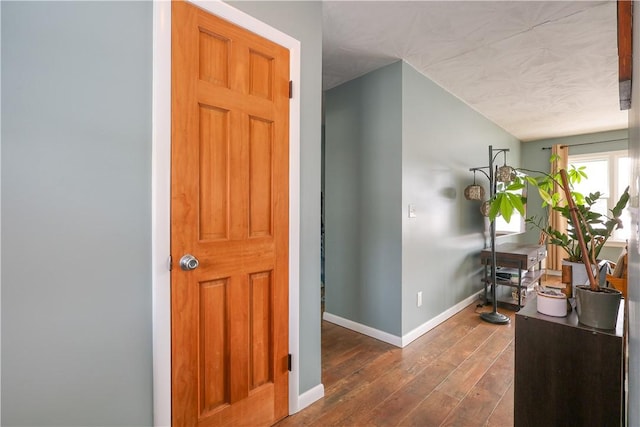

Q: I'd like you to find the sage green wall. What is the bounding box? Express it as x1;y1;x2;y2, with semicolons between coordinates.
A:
324;62;403;335
1;2;323;425
2;2;152;425
227;0;323;394
520;129;629;262
400;62;521;334
324;61;521;337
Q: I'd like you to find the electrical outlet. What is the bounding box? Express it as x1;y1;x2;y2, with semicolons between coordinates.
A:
408;204;417;218
417;291;423;307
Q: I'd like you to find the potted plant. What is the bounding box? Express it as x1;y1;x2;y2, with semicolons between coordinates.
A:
490;160;630;328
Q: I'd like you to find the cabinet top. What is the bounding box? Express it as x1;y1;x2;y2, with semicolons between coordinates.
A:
517;297;624;338
480;243;546;268
480;243;545;257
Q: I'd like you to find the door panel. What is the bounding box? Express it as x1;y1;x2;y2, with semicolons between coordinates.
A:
171;2;290;425
198;105;230;241
249;118;274;237
199;279;229;412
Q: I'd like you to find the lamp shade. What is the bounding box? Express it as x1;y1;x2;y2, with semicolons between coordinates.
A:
464;184;485;201
497;165;514;182
480;200;500;217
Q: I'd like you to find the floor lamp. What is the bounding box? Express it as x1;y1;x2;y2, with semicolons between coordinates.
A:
466;145;512;325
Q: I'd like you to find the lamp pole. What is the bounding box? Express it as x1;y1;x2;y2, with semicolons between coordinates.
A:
480;145;511;325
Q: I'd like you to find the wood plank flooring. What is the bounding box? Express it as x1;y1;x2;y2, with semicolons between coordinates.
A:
278;303;514;427
277;303;519;427
278;275;563;426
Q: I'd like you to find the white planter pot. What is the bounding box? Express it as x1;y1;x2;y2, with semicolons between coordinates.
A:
563;260;590;286
562;260;608;297
537;290;568;317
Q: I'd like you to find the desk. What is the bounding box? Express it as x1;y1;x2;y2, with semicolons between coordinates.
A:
480;243;546;310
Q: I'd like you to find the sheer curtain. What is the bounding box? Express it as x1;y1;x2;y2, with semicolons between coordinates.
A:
547;144;569;271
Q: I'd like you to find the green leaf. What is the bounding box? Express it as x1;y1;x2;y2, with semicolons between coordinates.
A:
538;188;553;205
488;198;501;221
500;193;513;223
572;192;586;205
506;183;525;192
507;192;525;216
611;186;630;217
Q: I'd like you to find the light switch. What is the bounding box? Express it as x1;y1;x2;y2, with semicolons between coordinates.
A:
408;204;417;218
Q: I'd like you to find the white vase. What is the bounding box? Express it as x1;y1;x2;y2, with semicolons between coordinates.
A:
537;290;568;317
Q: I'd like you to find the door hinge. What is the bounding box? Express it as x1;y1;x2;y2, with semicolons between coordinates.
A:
289;80;293;99
287;354;292;371
167;255;173;271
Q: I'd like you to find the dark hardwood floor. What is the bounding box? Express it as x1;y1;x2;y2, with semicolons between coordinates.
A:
277;302;517;427
278;274;562;427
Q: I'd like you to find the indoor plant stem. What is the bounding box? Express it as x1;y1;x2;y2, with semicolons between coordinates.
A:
559;169;598;290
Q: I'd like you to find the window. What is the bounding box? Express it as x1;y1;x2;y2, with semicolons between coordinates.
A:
569;150;630;243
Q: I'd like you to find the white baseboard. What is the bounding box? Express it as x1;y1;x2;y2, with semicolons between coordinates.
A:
322;312;403;347
401;290;483;347
292;383;324;414
323;290;483;349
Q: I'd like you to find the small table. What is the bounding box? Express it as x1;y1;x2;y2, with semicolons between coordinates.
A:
480;243;546;310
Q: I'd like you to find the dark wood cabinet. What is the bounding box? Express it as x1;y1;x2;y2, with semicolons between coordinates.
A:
514;299;624;426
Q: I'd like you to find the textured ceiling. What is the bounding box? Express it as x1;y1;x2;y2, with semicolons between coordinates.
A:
323;1;629;141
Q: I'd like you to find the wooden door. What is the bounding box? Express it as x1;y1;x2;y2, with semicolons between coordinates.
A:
171;2;290;425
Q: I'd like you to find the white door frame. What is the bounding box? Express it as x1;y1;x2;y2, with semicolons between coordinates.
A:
151;1;301;425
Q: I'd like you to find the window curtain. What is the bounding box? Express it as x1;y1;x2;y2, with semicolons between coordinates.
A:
547;144;569;270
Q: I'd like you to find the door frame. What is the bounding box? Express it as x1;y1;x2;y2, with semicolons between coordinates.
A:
151;1;301;426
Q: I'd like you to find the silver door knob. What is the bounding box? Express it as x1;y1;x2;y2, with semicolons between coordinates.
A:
179;254;199;271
